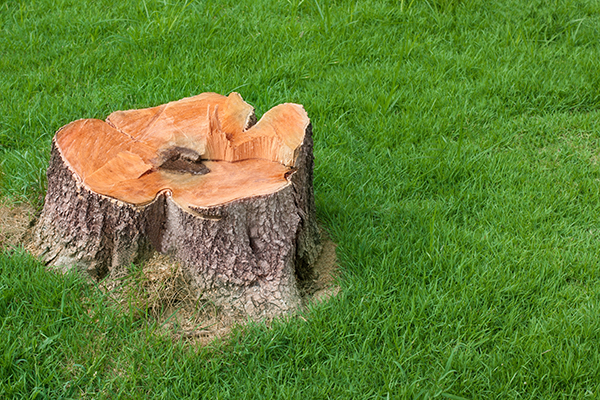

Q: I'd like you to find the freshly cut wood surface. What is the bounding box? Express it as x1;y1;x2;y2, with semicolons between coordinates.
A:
56;92;308;207
32;92;322;319
56;118;155;181
84;159;290;207
106;92;255;145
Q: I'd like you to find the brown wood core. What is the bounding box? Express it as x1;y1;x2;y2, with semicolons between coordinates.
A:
55;92;310;208
157;147;210;175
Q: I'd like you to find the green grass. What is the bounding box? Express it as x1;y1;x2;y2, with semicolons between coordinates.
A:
2;0;600;397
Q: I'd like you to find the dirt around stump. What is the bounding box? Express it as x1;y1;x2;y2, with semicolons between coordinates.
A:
0;199;340;345
0;199;36;249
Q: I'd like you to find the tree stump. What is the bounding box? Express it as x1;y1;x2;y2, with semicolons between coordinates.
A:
31;92;321;318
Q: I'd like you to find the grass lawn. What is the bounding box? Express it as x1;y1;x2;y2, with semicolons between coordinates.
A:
2;0;600;397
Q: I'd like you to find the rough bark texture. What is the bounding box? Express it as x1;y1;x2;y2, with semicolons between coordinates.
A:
32;141;152;280
31;94;321;319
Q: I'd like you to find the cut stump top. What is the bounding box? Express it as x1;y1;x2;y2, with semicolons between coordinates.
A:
56;92;310;207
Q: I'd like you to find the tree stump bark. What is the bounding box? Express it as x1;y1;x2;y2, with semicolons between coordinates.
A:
31;92;321;318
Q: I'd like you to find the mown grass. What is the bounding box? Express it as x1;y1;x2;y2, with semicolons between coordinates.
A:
2;0;600;397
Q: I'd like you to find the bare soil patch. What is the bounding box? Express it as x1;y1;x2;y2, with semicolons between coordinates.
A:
0;199;36;249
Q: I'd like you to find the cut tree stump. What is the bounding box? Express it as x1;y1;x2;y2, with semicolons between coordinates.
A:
31;92;322;318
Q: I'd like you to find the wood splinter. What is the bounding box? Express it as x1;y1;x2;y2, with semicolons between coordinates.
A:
30;92;322;319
